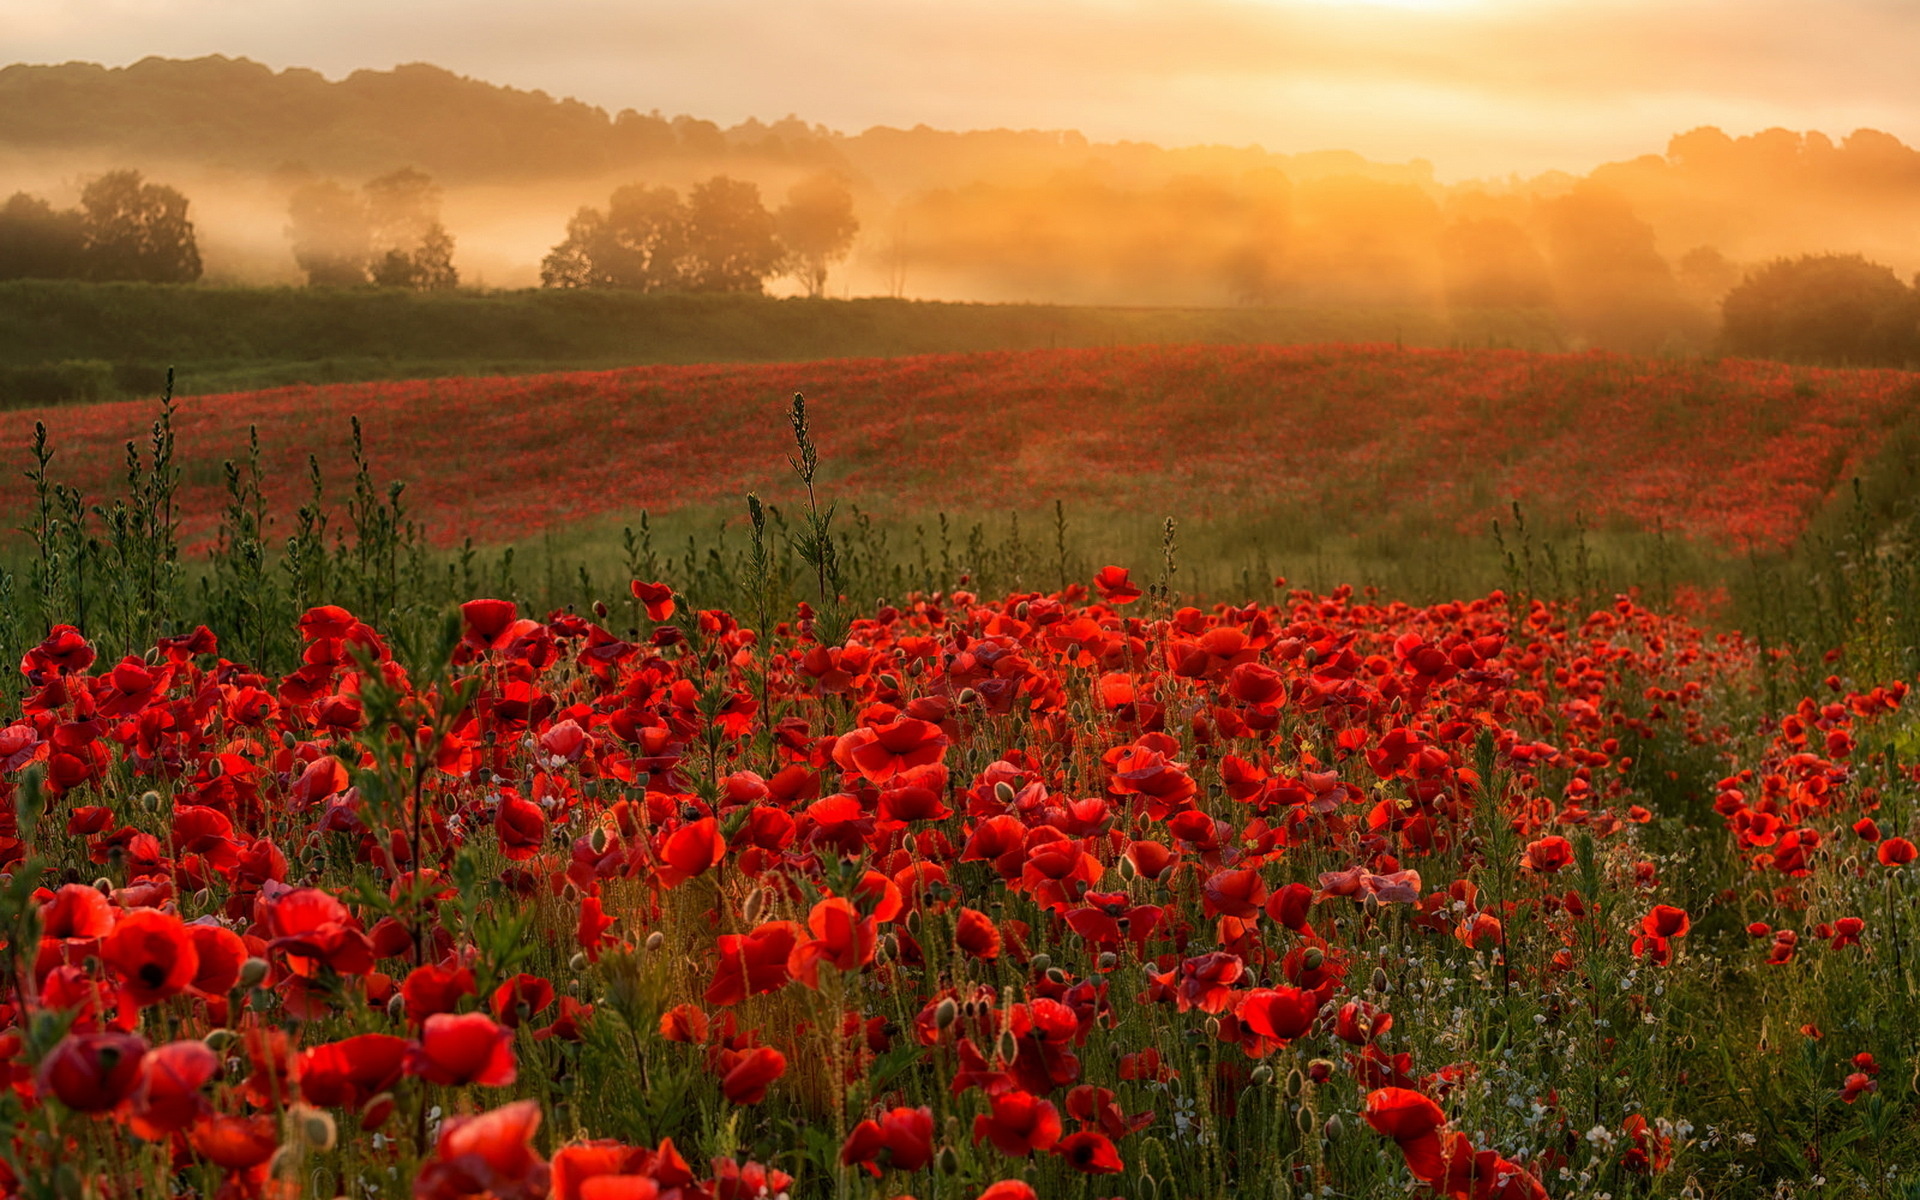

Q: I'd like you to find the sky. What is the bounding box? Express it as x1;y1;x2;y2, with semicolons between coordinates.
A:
6;0;1918;180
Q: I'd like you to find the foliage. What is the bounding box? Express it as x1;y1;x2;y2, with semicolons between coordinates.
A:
1721;254;1920;367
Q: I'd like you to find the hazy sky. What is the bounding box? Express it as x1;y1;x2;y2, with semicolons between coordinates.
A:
7;0;1917;179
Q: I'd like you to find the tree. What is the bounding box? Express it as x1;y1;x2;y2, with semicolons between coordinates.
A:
1721;254;1918;365
364;168;458;289
776;173;859;297
78;170;201;282
372;222;459;290
0;192;86;279
541;184;688;290
287;180;371;286
684;177;782;294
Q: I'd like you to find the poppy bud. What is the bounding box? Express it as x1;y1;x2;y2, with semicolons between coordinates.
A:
1249;1064;1273;1086
934;998;958;1030
905;908;922;935
1286;1068;1306;1097
742;889;766;925
1118;856;1137;880
1308;1058;1335;1083
879;673;901;692
1302;947;1325;970
1323;1114;1343;1139
1098;952;1118;971
593;600;609;618
1205;1017;1221;1039
280;730;297;749
193;888;214;909
646;931;665;952
1295;1105;1317;1136
92;877;113;895
994;781;1017;806
238;957;269;989
1030;953;1052;973
1045;967;1066;985
1371;967;1390;994
387;994;406;1021
204;1029;236;1052
996;1030;1019;1062
477;768;493;785
295;1104;338;1151
589;826;609;854
937;1146;960;1176
569;952;588;972
958;688;980;706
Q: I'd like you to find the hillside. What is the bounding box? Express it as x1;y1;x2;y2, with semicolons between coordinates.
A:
6;344;1913;555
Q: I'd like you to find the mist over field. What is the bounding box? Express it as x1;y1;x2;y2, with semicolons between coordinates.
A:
3;55;1918;353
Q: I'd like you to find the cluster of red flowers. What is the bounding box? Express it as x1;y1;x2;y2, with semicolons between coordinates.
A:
4;345;1912;549
0;563;1908;1197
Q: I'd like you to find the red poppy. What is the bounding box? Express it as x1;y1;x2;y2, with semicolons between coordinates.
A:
1092;566;1141;605
720;1045;787;1105
36;1032;148;1112
1879;837;1917;866
840;1106;934;1174
490;974;557;1027
1642;905;1691;939
102;908;199;1007
955;908;1002;960
266;887;375;976
1055;1130;1124;1174
298;1034;410;1108
972;1089;1063;1157
1521;836;1574;874
1364;1087;1445;1143
1237;987;1321;1045
188;1113;280;1172
186;922;247;996
126;1040;219;1139
402;962;478;1023
408;1012;517;1087
659;1003;710;1044
706;921;801;1006
789;898;878;988
496;792;548;861
419;1100;547;1200
630;581;676;621
658;817;726;886
977;1185;1038;1200
1201;868;1268;919
837;717;951;783
40;883;113;941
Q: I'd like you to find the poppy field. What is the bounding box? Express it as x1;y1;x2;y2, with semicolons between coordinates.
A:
4;344;1918;552
1;357;1919;1200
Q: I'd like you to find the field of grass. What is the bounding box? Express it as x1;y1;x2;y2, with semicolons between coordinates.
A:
4;343;1920;1199
0;280;1567;402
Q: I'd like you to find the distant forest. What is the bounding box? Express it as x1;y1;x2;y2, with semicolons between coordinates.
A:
4;56;1920;357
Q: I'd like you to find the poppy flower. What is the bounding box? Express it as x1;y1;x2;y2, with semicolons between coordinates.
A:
102;908;199;1006
976;1186;1038;1200
299;1034;409;1108
1879;837;1917;866
186;922;248;996
1238;986;1322;1045
408;1012;517;1087
1642;905;1691;939
840;1106;934;1174
706;921;802;1006
496;792;548;861
630;581;676;621
955;908;1002;960
1055;1130;1124;1174
659;1003;710;1044
1092;566;1141;605
490;974;557;1027
40;883;113;941
1521;836;1574;874
972;1090;1063;1157
836;717;951;783
720;1046;786;1105
419;1100;547;1200
789;898;878;988
188;1113;280;1172
1201;868;1268;919
658;817;725;887
402;962;478;1023
36;1032;149;1112
266;887;375;976
126;1040;220;1139
1364;1087;1445;1143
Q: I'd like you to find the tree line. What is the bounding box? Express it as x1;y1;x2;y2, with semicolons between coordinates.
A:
286;168;459;289
541;172;858;296
0;170;202;282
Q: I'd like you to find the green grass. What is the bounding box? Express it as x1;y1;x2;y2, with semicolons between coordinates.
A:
0;280;1567;403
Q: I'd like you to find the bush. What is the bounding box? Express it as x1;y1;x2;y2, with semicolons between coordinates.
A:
0;359;116;409
1721;252;1920;365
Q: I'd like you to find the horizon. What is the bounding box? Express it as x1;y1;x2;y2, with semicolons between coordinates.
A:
7;0;1919;182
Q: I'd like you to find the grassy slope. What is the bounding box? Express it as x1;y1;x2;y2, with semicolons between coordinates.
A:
0;280;1566;399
